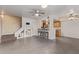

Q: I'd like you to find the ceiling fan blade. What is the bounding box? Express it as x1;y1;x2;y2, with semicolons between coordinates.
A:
24;9;45;17
40;12;45;14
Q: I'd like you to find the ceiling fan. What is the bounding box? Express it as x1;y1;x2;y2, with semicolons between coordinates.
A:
28;9;45;16
59;9;79;21
67;10;79;20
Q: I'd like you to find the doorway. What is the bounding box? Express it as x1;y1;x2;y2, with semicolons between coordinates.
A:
53;20;61;37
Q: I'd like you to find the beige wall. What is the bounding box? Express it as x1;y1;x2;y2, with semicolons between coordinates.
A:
61;20;79;39
0;17;1;39
1;15;21;35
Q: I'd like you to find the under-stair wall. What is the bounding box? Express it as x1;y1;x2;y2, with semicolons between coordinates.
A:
22;16;39;37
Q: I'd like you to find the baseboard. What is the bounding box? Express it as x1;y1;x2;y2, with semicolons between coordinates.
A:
62;36;79;39
2;34;14;35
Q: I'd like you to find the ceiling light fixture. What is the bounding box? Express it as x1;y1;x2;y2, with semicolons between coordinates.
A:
35;13;39;16
41;5;47;8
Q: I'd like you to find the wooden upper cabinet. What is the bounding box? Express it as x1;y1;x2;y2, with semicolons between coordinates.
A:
41;20;48;28
53;20;61;28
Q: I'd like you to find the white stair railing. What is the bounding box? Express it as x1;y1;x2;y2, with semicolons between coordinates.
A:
15;27;24;39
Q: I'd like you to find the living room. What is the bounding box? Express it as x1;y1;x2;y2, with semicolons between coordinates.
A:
0;5;79;54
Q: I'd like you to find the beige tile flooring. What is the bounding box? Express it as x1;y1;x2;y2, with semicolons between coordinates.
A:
0;36;79;54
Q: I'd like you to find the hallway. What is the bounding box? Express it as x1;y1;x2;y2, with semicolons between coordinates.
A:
0;36;79;54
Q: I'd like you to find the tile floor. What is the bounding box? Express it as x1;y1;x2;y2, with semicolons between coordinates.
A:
0;36;79;54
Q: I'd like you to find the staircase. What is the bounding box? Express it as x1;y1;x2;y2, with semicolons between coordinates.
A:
0;27;25;43
15;27;25;39
15;27;32;39
1;34;16;43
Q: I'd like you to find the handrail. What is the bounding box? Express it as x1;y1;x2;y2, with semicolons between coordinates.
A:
15;27;24;38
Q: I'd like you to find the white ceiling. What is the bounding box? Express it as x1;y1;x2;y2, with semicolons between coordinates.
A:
0;5;79;19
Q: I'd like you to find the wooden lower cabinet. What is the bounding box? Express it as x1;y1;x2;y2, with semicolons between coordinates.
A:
56;29;61;37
